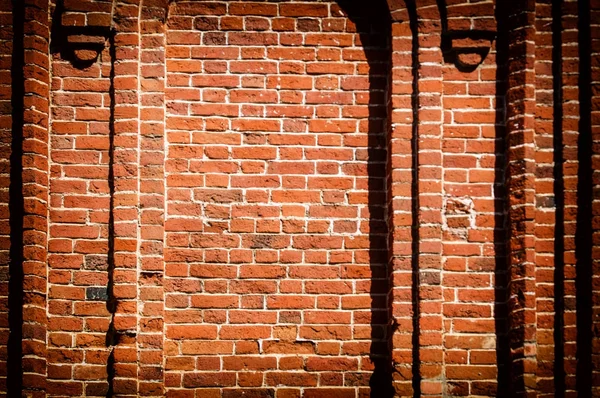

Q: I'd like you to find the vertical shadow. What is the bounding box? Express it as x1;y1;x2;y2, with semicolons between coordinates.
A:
575;0;593;395
105;30;117;398
336;1;394;396
7;0;24;394
494;2;510;397
407;1;421;395
364;7;395;398
552;0;566;395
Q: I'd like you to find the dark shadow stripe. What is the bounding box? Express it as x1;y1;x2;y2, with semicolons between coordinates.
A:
576;0;593;395
552;0;566;395
333;3;395;395
494;1;510;396
7;0;25;394
407;1;421;395
105;30;117;398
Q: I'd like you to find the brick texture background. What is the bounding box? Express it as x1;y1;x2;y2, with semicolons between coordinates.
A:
1;0;599;397
0;0;12;393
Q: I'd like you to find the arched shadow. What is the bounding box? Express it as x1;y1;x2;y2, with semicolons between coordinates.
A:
339;3;420;396
335;1;395;395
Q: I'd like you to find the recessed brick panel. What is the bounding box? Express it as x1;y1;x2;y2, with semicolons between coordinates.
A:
163;2;390;394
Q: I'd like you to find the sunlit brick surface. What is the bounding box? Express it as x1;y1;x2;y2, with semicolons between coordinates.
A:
2;0;600;397
162;2;390;395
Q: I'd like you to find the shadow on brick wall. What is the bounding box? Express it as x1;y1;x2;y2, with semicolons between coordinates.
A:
105;31;117;398
552;0;566;395
337;1;396;395
7;0;24;394
493;1;510;396
575;0;593;394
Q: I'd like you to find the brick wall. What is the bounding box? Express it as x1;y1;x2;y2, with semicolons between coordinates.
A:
0;0;13;393
163;1;390;396
1;0;599;397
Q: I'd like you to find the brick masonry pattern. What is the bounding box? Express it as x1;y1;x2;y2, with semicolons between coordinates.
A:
0;0;599;397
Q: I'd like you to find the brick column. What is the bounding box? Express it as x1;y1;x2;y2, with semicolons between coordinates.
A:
555;1;579;394
109;1;141;395
20;0;51;396
413;2;445;396
137;1;168;395
386;2;417;396
503;0;538;395
387;2;445;396
533;1;557;395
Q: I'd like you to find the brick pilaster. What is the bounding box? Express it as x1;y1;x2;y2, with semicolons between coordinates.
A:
557;0;581;395
137;1;168;395
413;2;445;396
386;2;417;396
504;0;538;395
109;1;141;395
533;1;557;395
20;0;51;396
